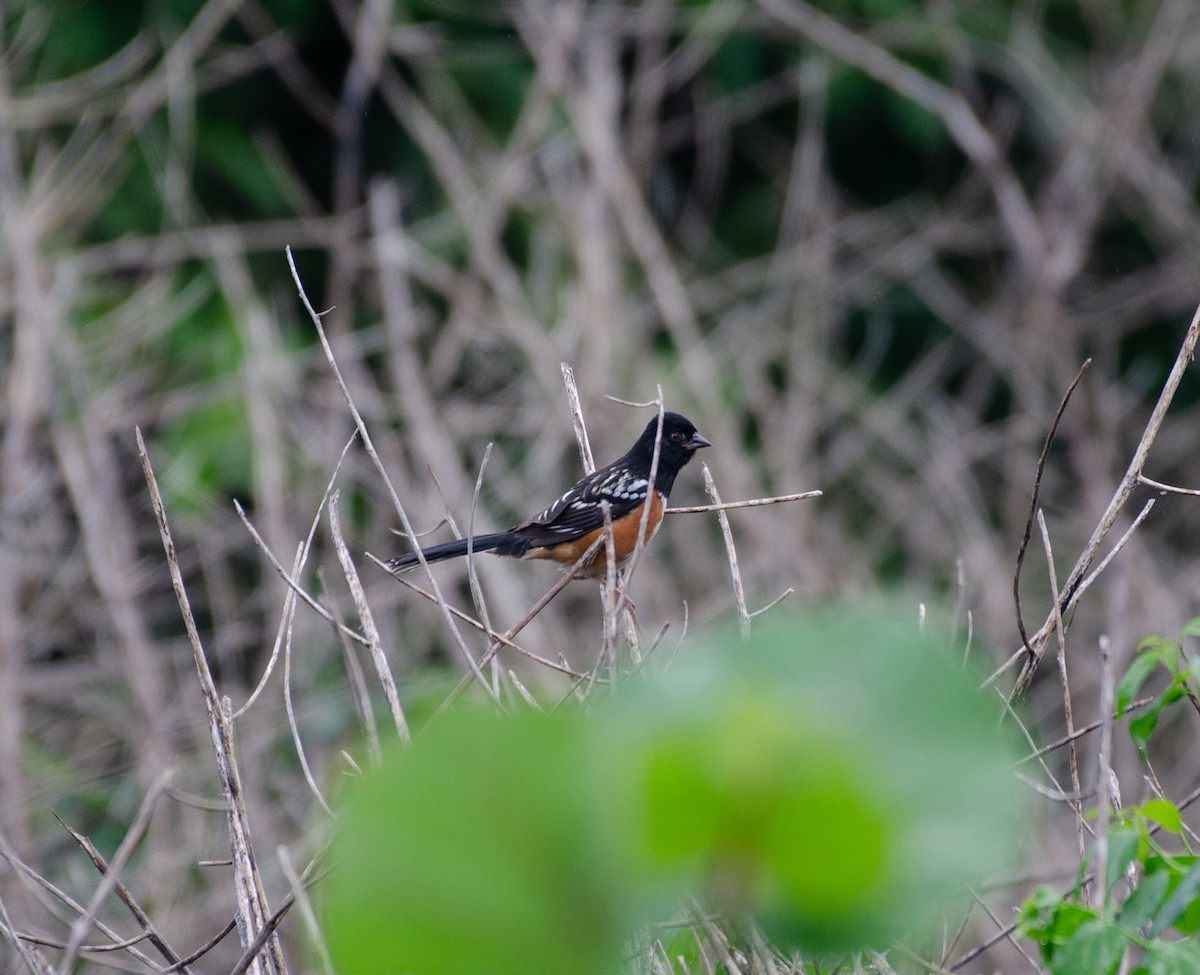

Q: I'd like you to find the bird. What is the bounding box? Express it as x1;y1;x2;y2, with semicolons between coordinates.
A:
386;412;711;579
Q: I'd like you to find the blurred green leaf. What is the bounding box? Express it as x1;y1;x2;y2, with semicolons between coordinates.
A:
1117;650;1166;714
324;710;630;975
1150;859;1200;937
1106;823;1141;893
1048;918;1127;975
1016;885;1065;940
325;604;1025;971
1135;937;1200;975
1140;799;1182;835
599;604;1025;953
1130;705;1166;747
1118;869;1170;932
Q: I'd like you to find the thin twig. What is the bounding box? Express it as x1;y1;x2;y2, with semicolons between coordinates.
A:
666;490;821;513
236;499;370;648
160;922;237;973
465;443;497;671
56;768;174;975
562;363;596;473
748;588;795;619
1013;695;1154;765
0;891;53;975
990;498;1156;690
1011;305;1200;692
1095;635;1115;911
285;245;489;699
1137;473;1200;496
703;464;750;637
235;432;357;719
366;556;584;678
330;493;411;742
1038;509;1085;866
423;538;606;723
58;807;192;974
1013;358;1091;658
18;930;150;952
320;566;380;765
280;544;335;815
137;429;281;975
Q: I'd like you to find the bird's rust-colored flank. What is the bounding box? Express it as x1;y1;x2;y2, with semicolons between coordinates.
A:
519;490;665;577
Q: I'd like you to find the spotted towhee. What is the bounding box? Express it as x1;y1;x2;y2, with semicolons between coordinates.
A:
387;412;711;578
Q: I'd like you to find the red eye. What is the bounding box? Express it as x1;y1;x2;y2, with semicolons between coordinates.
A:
670;432;682;442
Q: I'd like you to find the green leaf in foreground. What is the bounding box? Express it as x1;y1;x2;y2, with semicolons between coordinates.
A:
599;608;1025;952
1048;918;1127;975
323;710;629;975
323;602;1025;973
1135;938;1200;975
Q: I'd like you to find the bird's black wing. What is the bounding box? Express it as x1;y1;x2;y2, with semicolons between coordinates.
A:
508;463;651;549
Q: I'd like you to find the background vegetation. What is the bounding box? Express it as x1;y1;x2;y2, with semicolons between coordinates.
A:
1;0;1199;972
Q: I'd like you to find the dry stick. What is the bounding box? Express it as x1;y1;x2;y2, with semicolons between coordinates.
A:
137;429;283;975
0;891;53;975
228;896;296;975
1009;305;1200;693
55;767;173;975
279;543;335;816
702;464;750;637
599;498;621;685
160;922;238;973
236;432;358;719
284;246;497;702
329;493;410;742
1138;473;1200;496
1013;359;1091;659
995;688;1088;837
749;589;795;620
666;490;821;513
1095;636;1116;912
1038;509;1086;868
1065;499;1156;613
277;846;335;975
59;820;192;974
562;363;596;473
564;377;625;669
423;538;606;723
237;499;371;648
1013;695;1154;765
20;930;150;952
507;670;544;712
54;768;174;975
987;497;1156;691
320;567;381;765
464;444;499;700
367;560;583;678
0;844;162;972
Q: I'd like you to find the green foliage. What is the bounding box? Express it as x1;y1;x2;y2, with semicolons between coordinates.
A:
325;709;628;975
324;604;1023;973
1016;629;1200;974
1116;620;1200;749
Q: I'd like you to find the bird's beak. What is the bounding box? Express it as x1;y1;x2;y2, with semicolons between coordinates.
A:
690;432;712;450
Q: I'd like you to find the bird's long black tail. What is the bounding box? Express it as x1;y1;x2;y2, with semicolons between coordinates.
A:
386;532;525;573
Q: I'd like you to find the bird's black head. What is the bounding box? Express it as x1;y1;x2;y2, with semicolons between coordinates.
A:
628;412;711;491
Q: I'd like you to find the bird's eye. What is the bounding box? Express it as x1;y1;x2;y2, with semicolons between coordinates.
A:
670;432;682;442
